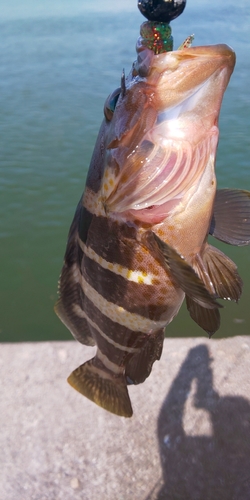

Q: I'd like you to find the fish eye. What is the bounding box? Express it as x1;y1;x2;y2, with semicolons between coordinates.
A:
104;87;121;121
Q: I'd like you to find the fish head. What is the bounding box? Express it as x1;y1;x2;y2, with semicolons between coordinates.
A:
98;42;235;224
149;43;236;135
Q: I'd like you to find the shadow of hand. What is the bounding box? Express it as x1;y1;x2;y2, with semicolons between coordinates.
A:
154;345;250;500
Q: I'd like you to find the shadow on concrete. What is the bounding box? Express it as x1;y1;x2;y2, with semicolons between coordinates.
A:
149;345;250;500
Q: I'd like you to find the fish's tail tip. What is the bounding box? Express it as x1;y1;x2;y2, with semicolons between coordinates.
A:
67;359;133;418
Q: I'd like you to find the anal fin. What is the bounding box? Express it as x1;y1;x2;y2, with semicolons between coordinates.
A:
186;296;220;338
186;244;243;336
125;329;164;385
68;357;133;418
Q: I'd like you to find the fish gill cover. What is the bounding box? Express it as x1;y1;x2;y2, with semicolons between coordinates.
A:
55;0;250;417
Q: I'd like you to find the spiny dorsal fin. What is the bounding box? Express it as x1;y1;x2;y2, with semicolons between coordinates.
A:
55;202;95;347
210;189;250;246
54;298;94;347
143;231;221;310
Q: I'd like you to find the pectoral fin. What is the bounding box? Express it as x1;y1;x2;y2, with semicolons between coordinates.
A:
143;231;221;310
186;251;220;336
210;189;250;245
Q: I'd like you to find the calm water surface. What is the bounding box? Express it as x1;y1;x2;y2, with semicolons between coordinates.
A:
0;0;249;342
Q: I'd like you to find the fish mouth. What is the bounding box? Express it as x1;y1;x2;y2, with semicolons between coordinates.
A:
146;44;236;154
157;73;223;124
150;44;235;117
102;44;235;223
150;66;229;145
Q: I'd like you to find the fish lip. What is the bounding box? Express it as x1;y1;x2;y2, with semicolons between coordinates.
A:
149;43;236;114
157;65;228;123
134;43;235;96
156;75;211;122
179;44;235;60
176;44;236;74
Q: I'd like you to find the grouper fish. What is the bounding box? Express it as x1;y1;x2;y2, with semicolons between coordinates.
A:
55;33;250;417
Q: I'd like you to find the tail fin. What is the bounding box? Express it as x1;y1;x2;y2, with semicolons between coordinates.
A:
67;357;133;418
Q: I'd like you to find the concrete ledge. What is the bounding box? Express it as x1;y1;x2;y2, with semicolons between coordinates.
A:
1;337;250;499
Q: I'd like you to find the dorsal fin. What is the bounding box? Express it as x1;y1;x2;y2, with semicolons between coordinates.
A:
55;202;95;346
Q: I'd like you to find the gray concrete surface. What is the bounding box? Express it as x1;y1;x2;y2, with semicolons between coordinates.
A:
1;337;250;500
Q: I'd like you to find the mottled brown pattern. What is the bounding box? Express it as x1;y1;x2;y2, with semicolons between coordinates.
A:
135;252;144;263
81;254;169;320
85;214;160;274
79;206;94;244
142;289;154;301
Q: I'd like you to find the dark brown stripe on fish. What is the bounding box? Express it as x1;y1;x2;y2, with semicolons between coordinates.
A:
85;120;109;192
64;203;92;262
85;214;143;266
78;205;94;244
84;320;134;366
81;253;170;321
82;213;163;276
78;286;150;349
63;202;81;266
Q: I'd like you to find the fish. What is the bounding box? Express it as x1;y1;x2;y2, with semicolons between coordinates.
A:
55;34;250;417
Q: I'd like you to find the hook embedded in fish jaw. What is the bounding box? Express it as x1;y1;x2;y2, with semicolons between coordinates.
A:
178;34;195;50
121;69;126;98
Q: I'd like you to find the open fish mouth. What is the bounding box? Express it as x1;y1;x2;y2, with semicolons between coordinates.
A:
101;44;235;223
157;71;223;125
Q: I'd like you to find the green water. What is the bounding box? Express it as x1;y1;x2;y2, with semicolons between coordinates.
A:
0;0;250;342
